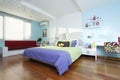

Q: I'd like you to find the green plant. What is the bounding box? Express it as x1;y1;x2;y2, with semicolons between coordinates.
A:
37;37;42;42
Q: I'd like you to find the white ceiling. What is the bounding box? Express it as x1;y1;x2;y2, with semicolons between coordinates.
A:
0;0;53;21
23;0;80;18
0;0;119;21
75;0;119;11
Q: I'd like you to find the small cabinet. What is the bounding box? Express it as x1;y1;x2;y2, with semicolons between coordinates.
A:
82;48;96;56
82;47;97;60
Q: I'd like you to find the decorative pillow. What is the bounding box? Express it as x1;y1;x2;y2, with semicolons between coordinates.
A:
58;43;64;47
57;41;70;47
71;40;77;47
104;42;118;52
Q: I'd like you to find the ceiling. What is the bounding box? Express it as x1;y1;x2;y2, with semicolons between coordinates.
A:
22;0;80;18
0;0;52;21
75;0;119;11
0;0;119;21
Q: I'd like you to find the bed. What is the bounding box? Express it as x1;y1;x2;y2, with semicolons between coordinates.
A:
23;40;82;76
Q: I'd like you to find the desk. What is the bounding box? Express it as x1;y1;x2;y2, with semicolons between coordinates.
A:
96;45;120;60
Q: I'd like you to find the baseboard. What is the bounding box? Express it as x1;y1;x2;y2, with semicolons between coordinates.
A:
81;55;120;62
97;56;120;61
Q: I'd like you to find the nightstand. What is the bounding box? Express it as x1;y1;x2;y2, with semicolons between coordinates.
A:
82;47;97;60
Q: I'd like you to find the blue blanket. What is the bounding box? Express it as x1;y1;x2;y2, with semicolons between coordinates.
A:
23;47;72;76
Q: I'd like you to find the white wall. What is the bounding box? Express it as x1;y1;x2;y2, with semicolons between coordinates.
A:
49;19;56;44
56;11;82;34
48;11;82;43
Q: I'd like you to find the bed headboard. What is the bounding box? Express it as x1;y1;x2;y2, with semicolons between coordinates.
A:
66;32;82;40
57;32;82;40
57;32;82;46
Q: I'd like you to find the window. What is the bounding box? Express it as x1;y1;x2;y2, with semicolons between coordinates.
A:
24;22;31;39
0;15;32;40
4;16;24;40
4;16;31;40
0;16;3;39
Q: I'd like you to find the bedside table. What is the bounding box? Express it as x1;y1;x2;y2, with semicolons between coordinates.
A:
82;47;97;60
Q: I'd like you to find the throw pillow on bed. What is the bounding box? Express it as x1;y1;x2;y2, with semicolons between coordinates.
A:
71;40;77;47
57;41;70;47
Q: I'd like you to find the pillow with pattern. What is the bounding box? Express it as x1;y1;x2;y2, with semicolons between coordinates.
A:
57;41;70;47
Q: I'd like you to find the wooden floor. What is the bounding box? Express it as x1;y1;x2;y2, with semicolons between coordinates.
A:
0;55;120;80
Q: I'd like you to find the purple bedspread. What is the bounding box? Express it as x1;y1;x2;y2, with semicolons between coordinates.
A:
23;47;72;76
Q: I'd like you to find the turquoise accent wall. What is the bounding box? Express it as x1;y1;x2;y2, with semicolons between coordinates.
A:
83;1;120;57
31;21;49;44
31;21;41;40
40;21;49;43
83;2;120;43
0;41;4;47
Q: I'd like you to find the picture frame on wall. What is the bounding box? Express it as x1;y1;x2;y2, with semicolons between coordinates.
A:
84;16;102;29
42;29;47;37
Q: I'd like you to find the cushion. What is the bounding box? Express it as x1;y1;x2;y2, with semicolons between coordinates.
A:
5;40;36;50
57;41;70;47
104;42;118;52
71;40;77;47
